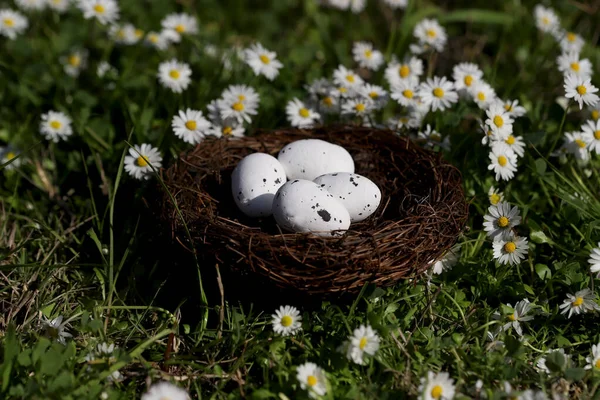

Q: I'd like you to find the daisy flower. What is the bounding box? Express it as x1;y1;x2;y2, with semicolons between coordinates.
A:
172;109;211;144
79;0;119;25
359;84;388;109
85;342;122;382
563;131;590;162
346;325;380;365
559;288;600;318
589;244;600;277
418;76;458;112
218;84;260;124
564;73;600;110
286;98;320;129
271;305;302;336
537;349;569;374
492;299;533;336
387;115;420;130
0;146;22;170
479;121;498;145
15;0;45;11
585;343;600;370
488;147;517;181
47;0;70;13
492;235;529;265
488;186;504;205
124;144;163;180
244;42;283;81
41;315;72;345
486;103;514;139
349;0;366;13
557;51;593;78
40;111;73;142
341;97;374;117
500;99;527;118
97;61;116;78
470;81;497;109
61;49;88;77
383;0;408;9
206;101;246;138
492;134;525;158
390;78;419;107
328;0;350;10
419;371;455;400
109;23;142;45
558;31;585;54
296;362;327;399
161;12;198;41
413;18;447;52
141;382;190;400
590;105;600;121
157;59;192;93
333;64;364;91
483;202;521;239
352;41;384;71
452;62;483;92
384;56;423;86
432;244;461;275
0;9;28;39
418;124;450;151
145;30;178;51
581;119;600;154
534;5;559;34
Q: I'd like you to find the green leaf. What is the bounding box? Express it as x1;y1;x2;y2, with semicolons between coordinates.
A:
535;159;547;175
251;389;277;399
564;367;586;381
545;351;567;373
439;9;515;25
32;337;51;364
535;264;552;280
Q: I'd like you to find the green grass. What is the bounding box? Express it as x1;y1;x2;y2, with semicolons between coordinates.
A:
1;0;600;399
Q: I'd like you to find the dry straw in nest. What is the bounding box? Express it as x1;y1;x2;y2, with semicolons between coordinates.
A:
162;126;468;295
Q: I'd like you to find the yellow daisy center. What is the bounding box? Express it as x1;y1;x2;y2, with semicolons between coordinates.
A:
403;89;414;99
508;313;517;321
68;55;81;67
490;193;501;205
355;103;366;112
576;85;587;95
572;297;584;307
571;62;580;72
299;108;310;118
117;29;125;39
53;0;62;4
338;87;347;94
430;133;441;142
541;17;549;25
369;91;379;99
281;315;293;327
346;74;355;83
477;92;486;101
307;375;318;387
592;110;599;120
426;29;437;38
595;359;600;368
504;242;516;253
238;94;246;101
136;155;149;167
494;115;504;128
433;88;444;98
50;120;62;130
148;34;158;43
185;120;197;130
431;385;443;399
497;216;509;227
3;18;14;27
575;139;586;148
175;24;185;33
6;152;16;160
93;4;105;14
232;102;245;111
566;32;576;42
222;126;233;136
464;75;473;87
594;130;600;140
259;54;270;64
497;155;508;166
399;65;410;78
359;337;368;350
364;49;372;58
506;135;515;145
323;97;333;106
169;69;180;79
504;104;513;112
134;29;144;38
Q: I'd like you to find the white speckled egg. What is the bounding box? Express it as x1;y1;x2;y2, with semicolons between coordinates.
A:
231;153;287;217
313;173;381;222
277;139;355;181
272;179;350;237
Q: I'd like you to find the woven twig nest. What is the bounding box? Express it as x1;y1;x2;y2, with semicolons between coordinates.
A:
162;126;468;295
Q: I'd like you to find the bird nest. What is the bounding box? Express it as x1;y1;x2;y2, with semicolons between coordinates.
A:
161;126;468;295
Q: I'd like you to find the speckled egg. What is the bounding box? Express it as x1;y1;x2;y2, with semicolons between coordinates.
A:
272;179;351;237
277;139;355;180
313;173;381;222
231;153;287;217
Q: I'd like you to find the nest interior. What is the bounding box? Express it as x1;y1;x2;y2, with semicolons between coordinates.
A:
162;126;468;295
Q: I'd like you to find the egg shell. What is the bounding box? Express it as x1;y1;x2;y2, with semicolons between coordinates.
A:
272;179;351;237
231;153;287;217
313;173;381;222
277;139;355;181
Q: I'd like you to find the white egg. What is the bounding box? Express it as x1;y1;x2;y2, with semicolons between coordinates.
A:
272;179;351;237
231;153;287;217
313;173;381;222
277;139;355;180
